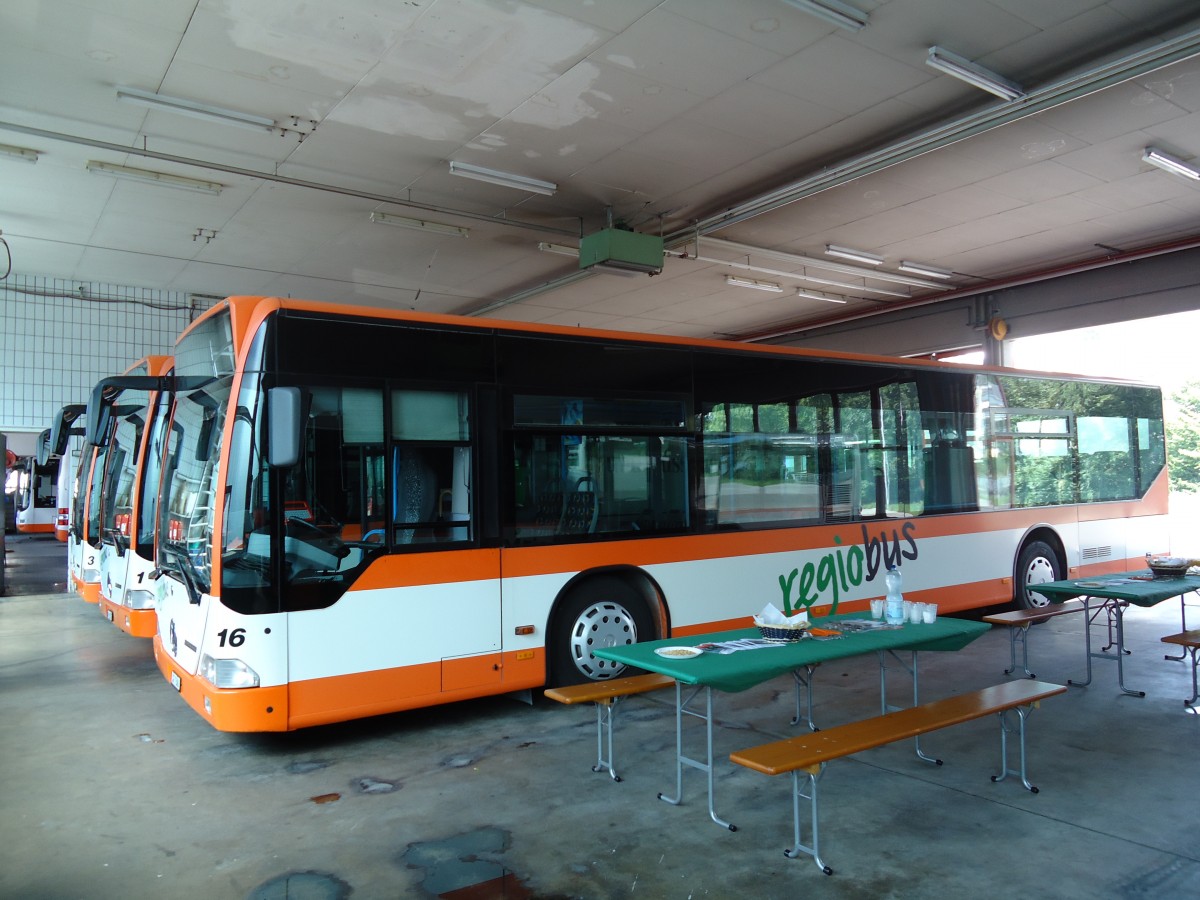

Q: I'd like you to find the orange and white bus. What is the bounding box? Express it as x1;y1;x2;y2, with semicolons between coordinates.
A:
94;356;173;636
90;296;1167;732
72;359;162;603
48;404;87;543
13;431;58;534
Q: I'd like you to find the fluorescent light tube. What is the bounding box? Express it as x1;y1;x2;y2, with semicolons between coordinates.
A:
926;47;1025;101
781;0;869;32
1143;147;1200;181
448;161;556;195
116;86;277;132
0;143;39;164
86;161;223;195
825;244;883;265
370;212;469;238
802;274;911;298
537;242;580;257
726;275;784;293
898;260;953;279
796;288;848;304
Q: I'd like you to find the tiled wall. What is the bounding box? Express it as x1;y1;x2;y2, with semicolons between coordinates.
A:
1;273;217;438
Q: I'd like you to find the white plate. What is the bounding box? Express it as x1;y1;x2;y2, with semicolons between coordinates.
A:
1074;580;1106;588
654;646;702;659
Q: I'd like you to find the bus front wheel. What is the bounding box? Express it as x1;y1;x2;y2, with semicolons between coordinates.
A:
549;576;655;686
1015;540;1061;609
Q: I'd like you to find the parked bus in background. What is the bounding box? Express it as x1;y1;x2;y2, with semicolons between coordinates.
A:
89;296;1167;732
71;359;156;603
13;430;58;534
95;356;173;637
48;404;87;543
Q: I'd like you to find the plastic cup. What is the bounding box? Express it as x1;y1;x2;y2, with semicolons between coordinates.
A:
902;600;912;621
870;598;885;619
909;602;924;624
922;603;938;624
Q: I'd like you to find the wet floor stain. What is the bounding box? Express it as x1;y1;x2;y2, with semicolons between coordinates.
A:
246;870;351;900
287;760;331;775
401;826;550;899
353;776;399;794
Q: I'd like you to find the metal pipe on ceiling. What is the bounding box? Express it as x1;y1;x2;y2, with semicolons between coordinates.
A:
0;121;580;239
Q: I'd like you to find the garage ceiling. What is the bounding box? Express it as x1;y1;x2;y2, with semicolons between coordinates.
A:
4;0;1200;344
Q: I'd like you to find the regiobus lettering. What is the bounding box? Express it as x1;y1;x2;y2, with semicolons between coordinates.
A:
778;522;920;614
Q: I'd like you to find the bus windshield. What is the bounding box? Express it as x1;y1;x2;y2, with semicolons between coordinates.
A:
157;310;235;596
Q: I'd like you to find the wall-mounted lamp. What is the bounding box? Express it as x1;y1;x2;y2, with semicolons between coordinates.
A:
370;211;469;238
449;161;557;195
1143;147;1200;181
825;244;883;265
116;86;277;132
726;275;784;293
926;47;1025;101
780;0;869;32
86;160;223;195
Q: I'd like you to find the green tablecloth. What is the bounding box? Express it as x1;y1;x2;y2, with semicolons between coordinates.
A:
592;614;990;693
1033;571;1200;608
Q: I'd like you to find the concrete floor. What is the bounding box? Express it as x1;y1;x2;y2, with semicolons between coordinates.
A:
2;532;1199;899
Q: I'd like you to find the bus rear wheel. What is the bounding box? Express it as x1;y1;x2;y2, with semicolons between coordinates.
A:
1015;540;1061;609
550;576;655;686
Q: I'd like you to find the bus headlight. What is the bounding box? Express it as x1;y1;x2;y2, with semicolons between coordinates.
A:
198;654;260;689
83;564;100;583
127;589;156;610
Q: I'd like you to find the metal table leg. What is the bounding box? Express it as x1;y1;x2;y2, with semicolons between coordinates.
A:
791;664;819;730
1072;597;1143;696
1068;596;1095;687
657;682;735;831
878;649;940;765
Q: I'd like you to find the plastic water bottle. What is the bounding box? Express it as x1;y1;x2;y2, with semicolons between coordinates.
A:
884;566;905;624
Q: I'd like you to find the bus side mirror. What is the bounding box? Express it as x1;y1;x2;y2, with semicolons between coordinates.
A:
85;398;113;448
268;387;301;468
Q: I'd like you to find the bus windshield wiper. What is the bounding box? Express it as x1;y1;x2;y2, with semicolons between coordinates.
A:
160;545;202;606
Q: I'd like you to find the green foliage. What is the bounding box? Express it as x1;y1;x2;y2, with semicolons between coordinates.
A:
1167;380;1200;494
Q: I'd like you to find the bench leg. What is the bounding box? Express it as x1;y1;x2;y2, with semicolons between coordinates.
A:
592;698;623;782
990;704;1040;793
791;664;820;731
1182;645;1199;707
784;766;832;875
1003;623;1037;678
1164;593;1199;661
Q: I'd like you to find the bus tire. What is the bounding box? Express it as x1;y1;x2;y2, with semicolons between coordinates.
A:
549;575;655;686
1015;540;1061;609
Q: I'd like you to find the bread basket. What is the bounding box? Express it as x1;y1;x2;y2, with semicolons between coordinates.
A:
753;615;811;642
1148;556;1193;579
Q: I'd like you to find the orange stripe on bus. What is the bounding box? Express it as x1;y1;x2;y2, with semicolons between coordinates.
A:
286;649;545;730
351;549;502;591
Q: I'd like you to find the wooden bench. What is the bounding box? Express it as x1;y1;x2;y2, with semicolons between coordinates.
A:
544;673;675;781
730;680;1067;875
984;601;1086;678
1160;630;1200;706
